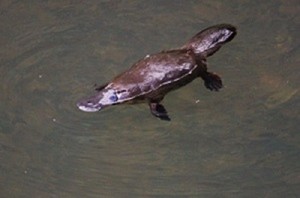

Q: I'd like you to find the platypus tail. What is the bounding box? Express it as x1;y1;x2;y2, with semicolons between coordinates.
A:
182;24;237;57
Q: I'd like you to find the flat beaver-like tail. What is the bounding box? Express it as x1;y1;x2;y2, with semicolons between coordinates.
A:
182;24;237;57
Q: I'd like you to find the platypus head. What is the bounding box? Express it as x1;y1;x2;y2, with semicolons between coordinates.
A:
77;89;119;112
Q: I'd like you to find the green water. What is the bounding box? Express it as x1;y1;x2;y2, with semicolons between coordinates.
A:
0;0;299;197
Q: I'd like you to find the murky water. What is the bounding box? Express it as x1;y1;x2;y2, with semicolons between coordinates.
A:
1;0;299;197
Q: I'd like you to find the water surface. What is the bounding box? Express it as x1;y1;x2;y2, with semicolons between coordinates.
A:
0;0;299;197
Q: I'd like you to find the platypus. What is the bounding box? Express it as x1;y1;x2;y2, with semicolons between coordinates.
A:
77;24;237;121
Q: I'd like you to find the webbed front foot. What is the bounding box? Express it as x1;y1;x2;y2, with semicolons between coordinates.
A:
202;72;223;91
149;102;171;121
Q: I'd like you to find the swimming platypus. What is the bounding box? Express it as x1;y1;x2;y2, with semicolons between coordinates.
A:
77;24;237;121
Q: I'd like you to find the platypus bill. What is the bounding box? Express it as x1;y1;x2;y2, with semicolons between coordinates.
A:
77;24;237;121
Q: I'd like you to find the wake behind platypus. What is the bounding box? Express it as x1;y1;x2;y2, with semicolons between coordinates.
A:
77;24;237;121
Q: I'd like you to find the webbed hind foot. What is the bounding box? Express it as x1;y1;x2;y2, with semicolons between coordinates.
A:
149;102;171;121
202;72;223;91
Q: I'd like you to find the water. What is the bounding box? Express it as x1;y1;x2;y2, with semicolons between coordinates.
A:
0;0;299;197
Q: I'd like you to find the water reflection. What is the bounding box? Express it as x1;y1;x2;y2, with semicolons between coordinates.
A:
0;0;299;197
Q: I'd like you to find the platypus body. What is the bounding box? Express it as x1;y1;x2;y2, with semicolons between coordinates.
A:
77;24;237;121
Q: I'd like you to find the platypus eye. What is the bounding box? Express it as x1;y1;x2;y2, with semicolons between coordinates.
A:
109;94;118;102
